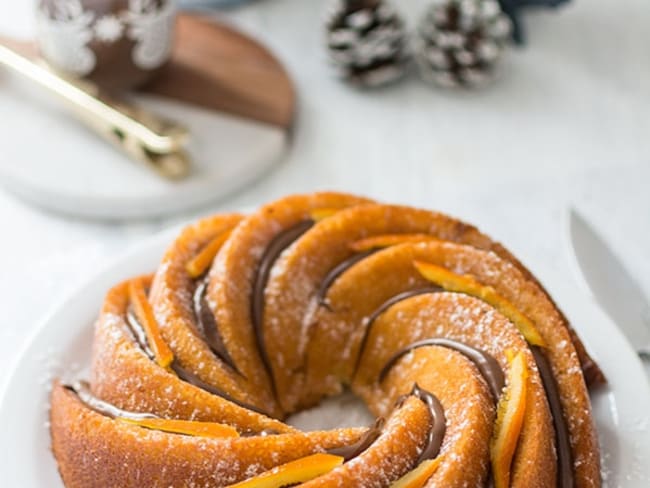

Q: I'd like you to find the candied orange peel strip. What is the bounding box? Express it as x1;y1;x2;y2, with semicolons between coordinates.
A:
390;456;444;488
128;278;174;369
226;453;344;488
186;229;233;278
119;417;239;438
309;207;342;222
350;234;442;252
413;261;545;346
491;351;529;488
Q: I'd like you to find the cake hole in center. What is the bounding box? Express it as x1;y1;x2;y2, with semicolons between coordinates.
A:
285;390;375;431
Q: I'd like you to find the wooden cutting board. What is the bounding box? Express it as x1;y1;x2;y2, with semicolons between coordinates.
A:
146;14;296;129
1;13;296;129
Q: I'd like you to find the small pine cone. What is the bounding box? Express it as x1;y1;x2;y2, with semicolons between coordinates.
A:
325;0;409;88
415;0;512;88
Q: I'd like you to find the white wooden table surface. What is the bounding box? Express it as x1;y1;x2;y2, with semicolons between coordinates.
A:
1;0;649;394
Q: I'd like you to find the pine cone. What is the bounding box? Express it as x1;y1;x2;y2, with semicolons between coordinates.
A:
415;0;512;88
325;0;409;88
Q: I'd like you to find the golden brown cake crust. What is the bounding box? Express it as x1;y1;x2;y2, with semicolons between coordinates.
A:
377;347;498;488
147;214;275;413
207;192;372;417
91;278;294;434
50;382;365;488
308;241;600;487
354;293;556;488
300;396;433;488
261;204;602;415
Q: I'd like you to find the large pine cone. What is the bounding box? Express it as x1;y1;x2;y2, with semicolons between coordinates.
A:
416;0;512;88
325;0;409;87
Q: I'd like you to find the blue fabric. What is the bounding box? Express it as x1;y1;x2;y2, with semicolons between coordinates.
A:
498;0;571;44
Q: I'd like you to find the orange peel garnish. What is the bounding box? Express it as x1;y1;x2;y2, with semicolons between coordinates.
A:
491;351;529;488
349;234;442;252
225;453;344;488
119;417;239;439
309;207;342;222
413;261;545;347
186;230;233;278
390;456;444;488
128;277;174;369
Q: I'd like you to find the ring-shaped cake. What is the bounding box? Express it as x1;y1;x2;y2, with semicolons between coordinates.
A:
50;192;603;488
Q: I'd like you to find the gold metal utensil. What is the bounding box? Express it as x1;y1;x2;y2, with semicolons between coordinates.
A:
0;43;190;180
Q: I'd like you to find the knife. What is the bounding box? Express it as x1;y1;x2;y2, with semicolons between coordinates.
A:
569;208;650;358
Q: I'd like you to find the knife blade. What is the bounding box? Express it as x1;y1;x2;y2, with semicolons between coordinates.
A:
569;208;650;358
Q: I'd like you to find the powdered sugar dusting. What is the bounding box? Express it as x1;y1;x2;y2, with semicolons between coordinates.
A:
286;390;375;431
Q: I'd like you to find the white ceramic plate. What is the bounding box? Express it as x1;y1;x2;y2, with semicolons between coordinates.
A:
0;74;286;220
0;228;649;487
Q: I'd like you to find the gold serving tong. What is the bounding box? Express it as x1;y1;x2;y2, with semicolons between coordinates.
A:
0;43;190;179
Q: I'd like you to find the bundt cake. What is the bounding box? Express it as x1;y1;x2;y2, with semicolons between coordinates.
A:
50;192;604;487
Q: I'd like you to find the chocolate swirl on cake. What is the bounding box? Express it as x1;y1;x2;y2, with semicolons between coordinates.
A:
531;346;574;488
328;417;386;461
379;338;505;401
193;277;242;376
65;381;157;421
251;220;315;391
408;384;447;463
328;383;446;464
352;287;444;375
316;249;379;308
